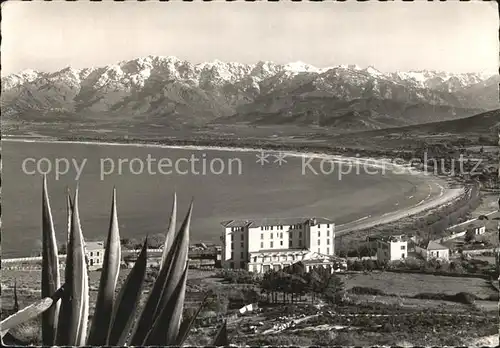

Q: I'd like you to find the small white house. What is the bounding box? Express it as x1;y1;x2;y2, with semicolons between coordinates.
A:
85;241;105;271
466;222;486;236
415;241;449;261
376;235;407;262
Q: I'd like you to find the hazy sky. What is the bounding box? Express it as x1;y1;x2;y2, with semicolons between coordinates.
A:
2;1;498;76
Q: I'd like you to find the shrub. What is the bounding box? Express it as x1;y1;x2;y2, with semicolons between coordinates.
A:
215;269;258;284
250;334;314;346
413;292;479;305
362;259;375;271
352;260;364;271
349;286;386;296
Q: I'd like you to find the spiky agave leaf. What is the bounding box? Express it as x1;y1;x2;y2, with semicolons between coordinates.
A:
57;186;89;345
1;285;65;339
175;290;211;345
55;189;74;345
144;263;189;345
160;192;177;267
212;320;229;347
13;280;19;313
66;187;72;240
41;175;61;346
87;188;121;345
75;186;90;346
107;239;148;346
153;200;192;320
128;195;186;345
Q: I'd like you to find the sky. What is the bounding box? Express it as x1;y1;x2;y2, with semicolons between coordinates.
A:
1;0;498;76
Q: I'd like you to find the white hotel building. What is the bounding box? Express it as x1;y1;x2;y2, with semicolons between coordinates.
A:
221;217;342;273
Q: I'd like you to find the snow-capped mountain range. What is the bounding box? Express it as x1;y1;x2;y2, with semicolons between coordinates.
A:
2;56;497;131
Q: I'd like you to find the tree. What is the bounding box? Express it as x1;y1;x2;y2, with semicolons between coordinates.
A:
147;234;165;249
322;274;345;305
464;229;475;243
59;242;67;255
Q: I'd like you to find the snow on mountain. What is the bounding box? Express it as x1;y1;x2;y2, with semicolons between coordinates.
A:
1;56;495;129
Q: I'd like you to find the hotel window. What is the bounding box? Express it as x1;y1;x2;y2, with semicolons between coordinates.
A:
270;241;274;248
260;242;264;248
289;231;293;238
318;231;321;237
401;245;406;250
317;224;321;228
241;234;244;240
299;231;302;237
318;248;320;253
253;256;257;262
280;241;283;246
327;239;330;245
327;248;330;254
299;240;302;247
327;224;330;228
270;233;273;239
327;231;330;237
241;242;244;248
240;252;244;259
90;252;93;257
289;239;292;246
272;255;278;261
261;234;264;240
230;262;234;269
231;242;234;250
261;226;264;230
280;232;283;238
96;252;100;256
317;239;320;245
271;226;273;230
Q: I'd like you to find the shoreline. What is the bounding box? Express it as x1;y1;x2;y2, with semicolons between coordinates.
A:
0;135;450;175
3;136;465;234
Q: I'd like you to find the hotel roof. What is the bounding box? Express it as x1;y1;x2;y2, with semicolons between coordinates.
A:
221;217;334;228
426;240;448;251
253;248;309;253
86;241;105;251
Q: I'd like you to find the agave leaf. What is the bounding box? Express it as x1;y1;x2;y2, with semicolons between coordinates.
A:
144;263;189;345
13;280;19;313
107;239;148;346
153;200;192;320
41;175;61;346
87;188;122;345
212;320;229;347
1;285;65;339
55;189;74;345
58;186;89;345
128;196;188;345
160;192;177;267
2;332;27;346
66;187;73;240
175;291;211;345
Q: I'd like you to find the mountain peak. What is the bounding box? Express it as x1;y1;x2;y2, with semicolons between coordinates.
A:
2;56;494;129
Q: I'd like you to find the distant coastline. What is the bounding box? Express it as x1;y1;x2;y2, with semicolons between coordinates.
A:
2;133;425;174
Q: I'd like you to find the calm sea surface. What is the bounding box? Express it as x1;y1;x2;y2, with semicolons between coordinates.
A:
2;141;422;257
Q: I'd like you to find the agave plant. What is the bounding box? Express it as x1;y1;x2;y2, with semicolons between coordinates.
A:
1;177;228;346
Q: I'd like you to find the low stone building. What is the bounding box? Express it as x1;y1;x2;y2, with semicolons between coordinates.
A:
247;248;346;274
415;240;450;261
